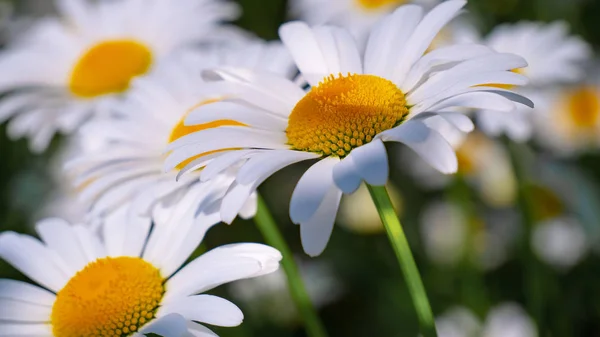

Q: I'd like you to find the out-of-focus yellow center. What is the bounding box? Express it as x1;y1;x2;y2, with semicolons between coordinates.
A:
69;40;153;98
168;99;245;170
286;74;408;157
51;257;164;337
484;68;525;90
567;86;600;128
529;184;563;222
356;0;405;10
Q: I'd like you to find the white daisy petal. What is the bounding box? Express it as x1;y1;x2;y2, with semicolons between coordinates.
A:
279;21;329;85
200;150;259;182
348;139;389;186
35;218;91;274
402;44;494;92
164;243;281;302
220;182;255;224
0;299;51;322
238;193;258;219
0;280;55;306
330;27;362;74
0;232;69;292
185;102;287;131
186;321;219;337
290;157;340;224
139;313;188;337
236;150;319;186
0;323;52;336
364;5;424;77
332;154;362;194
424;91;518;114
392;0;467;83
158;295;243;327
378;120;457;174
300;184;343;257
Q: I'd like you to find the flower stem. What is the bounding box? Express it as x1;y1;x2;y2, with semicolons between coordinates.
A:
254;194;328;337
366;184;438;337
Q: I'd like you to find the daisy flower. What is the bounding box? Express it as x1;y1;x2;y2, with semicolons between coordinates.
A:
290;0;439;43
0;0;239;152
68;39;294;220
532;84;600;154
166;0;531;256
0;205;282;336
474;21;591;141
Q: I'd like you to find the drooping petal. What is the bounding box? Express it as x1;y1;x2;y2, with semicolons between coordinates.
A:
347;139;389;186
290;157;340;224
332;155;362;194
300;185;343;257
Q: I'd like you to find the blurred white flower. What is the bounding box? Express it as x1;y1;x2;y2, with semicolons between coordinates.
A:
289;0;440;43
436;303;537;337
68;38;294;220
420;201;467;266
0;0;240;152
436;306;481;337
406;131;516;208
533;84;600;154
420;200;520;270
229;260;343;325
475;21;591;141
482;303;537;337
532;217;588;270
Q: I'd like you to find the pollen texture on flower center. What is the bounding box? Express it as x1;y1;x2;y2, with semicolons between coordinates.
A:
286;74;408;157
51;257;164;337
69;40;153;98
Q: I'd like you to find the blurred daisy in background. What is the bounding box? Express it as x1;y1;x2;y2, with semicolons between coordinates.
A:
474;21;591;141
68;39;294;220
532;83;600;154
405;131;516;208
0;204;282;336
420;200;519;270
289;0;440;43
436;303;537;337
166;0;531;256
0;0;240;152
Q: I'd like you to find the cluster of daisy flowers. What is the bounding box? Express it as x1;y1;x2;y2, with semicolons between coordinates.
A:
0;0;597;336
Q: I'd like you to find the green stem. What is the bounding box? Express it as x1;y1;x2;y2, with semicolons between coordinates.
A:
504;138;544;330
253;194;328;337
367;184;438;337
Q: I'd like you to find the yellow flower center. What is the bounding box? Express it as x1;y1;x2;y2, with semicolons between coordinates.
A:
168;99;245;170
51;257;164;337
529;184;564;222
286;74;408;157
567;86;600;128
356;0;405;11
69;40;153;98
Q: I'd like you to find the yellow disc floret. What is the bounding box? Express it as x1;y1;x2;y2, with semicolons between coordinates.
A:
70;40;153;98
51;257;164;337
356;0;406;11
286;74;408;157
567;86;600;128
